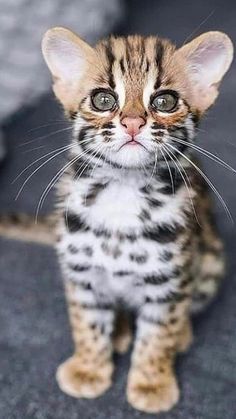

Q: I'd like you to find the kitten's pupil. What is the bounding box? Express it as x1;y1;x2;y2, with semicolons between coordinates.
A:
158;98;167;107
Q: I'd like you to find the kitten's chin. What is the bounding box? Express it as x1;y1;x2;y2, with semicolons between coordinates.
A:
109;146;152;169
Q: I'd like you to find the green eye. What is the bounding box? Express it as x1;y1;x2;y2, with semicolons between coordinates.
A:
151;91;178;112
91;90;116;111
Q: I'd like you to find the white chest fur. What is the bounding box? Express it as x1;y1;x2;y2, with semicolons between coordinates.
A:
59;167;190;307
86;181;144;232
66;166;188;236
67;168;156;234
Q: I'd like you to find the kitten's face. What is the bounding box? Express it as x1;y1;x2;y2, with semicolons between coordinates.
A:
42;29;233;169
74;36;195;168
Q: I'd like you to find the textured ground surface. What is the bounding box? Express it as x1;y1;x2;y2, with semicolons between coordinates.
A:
0;235;236;419
0;0;236;418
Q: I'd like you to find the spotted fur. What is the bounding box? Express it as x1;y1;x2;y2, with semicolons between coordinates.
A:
42;29;233;413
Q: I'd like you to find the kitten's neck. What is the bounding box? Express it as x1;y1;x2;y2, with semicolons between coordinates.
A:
76;155;178;192
71;136;192;188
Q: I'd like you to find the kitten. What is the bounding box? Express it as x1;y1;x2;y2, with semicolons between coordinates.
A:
42;28;233;413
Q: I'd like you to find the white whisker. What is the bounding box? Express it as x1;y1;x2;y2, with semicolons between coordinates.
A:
159;147;175;196
13;144;74;184
14;137;92;188
14;144;77;199
63;144;106;229
19;127;72;148
167;143;233;224
170;135;236;174
146;149;158;187
35;148;91;223
27;121;70;133
162;144;201;226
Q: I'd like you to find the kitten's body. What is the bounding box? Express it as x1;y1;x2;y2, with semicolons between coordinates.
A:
58;150;221;313
42;30;233;412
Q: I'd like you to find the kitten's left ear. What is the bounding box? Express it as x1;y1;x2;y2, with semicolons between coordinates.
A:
177;31;234;111
42;27;97;109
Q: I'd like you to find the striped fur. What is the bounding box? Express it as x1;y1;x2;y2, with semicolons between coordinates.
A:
42;29;232;413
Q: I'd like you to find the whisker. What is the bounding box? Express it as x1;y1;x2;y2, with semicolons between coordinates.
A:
19;127;72;148
221;137;236;151
146;150;158;186
13;137;92;185
22;145;49;153
170;135;236;174
163;144;201;226
82;145;106;207
63;144;106;228
107;145;116;174
14;144;75;195
167;143;234;224
27;121;70;133
41;142;104;219
15;137;94;201
35;148;94;223
73;145;104;182
182;9;215;45
159;147;175;196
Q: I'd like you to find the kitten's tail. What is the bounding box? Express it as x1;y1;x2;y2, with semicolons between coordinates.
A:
0;213;57;245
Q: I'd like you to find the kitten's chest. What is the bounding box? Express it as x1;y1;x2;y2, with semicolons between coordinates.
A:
69;172;151;233
87;181;143;231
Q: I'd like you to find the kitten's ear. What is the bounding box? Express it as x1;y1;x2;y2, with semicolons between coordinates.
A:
177;31;233;111
42;27;96;107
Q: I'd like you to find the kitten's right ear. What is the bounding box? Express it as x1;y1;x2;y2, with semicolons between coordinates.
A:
176;31;233;112
42;27;95;107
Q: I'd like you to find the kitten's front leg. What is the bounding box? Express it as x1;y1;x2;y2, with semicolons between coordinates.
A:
127;287;192;413
56;280;115;398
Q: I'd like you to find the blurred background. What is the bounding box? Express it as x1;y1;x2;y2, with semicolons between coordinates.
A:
0;1;235;418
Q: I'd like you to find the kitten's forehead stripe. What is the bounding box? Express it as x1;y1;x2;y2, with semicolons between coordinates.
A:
140;37;146;68
154;39;164;90
88;35;198;121
105;38;116;89
119;58;125;74
98;35;174;98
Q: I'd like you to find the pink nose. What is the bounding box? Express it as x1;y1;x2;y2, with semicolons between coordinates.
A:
121;116;146;137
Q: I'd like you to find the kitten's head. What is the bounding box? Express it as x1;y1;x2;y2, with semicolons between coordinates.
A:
42;28;233;169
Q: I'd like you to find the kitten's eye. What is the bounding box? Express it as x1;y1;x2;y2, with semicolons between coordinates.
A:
91;91;116;111
151;91;178;113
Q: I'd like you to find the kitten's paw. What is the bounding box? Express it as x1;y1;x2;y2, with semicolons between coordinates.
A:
113;329;132;354
127;368;179;413
56;355;113;398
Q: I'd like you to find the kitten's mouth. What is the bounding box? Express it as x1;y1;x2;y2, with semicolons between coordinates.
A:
118;139;147;151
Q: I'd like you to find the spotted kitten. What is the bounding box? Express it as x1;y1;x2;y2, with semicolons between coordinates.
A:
42;28;233;413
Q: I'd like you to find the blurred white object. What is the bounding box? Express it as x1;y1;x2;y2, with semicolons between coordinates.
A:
0;0;124;159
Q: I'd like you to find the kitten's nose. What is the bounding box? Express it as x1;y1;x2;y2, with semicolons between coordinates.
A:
121;116;146;137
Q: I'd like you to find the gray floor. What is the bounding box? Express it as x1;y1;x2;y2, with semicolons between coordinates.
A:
0;236;236;419
1;0;236;418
